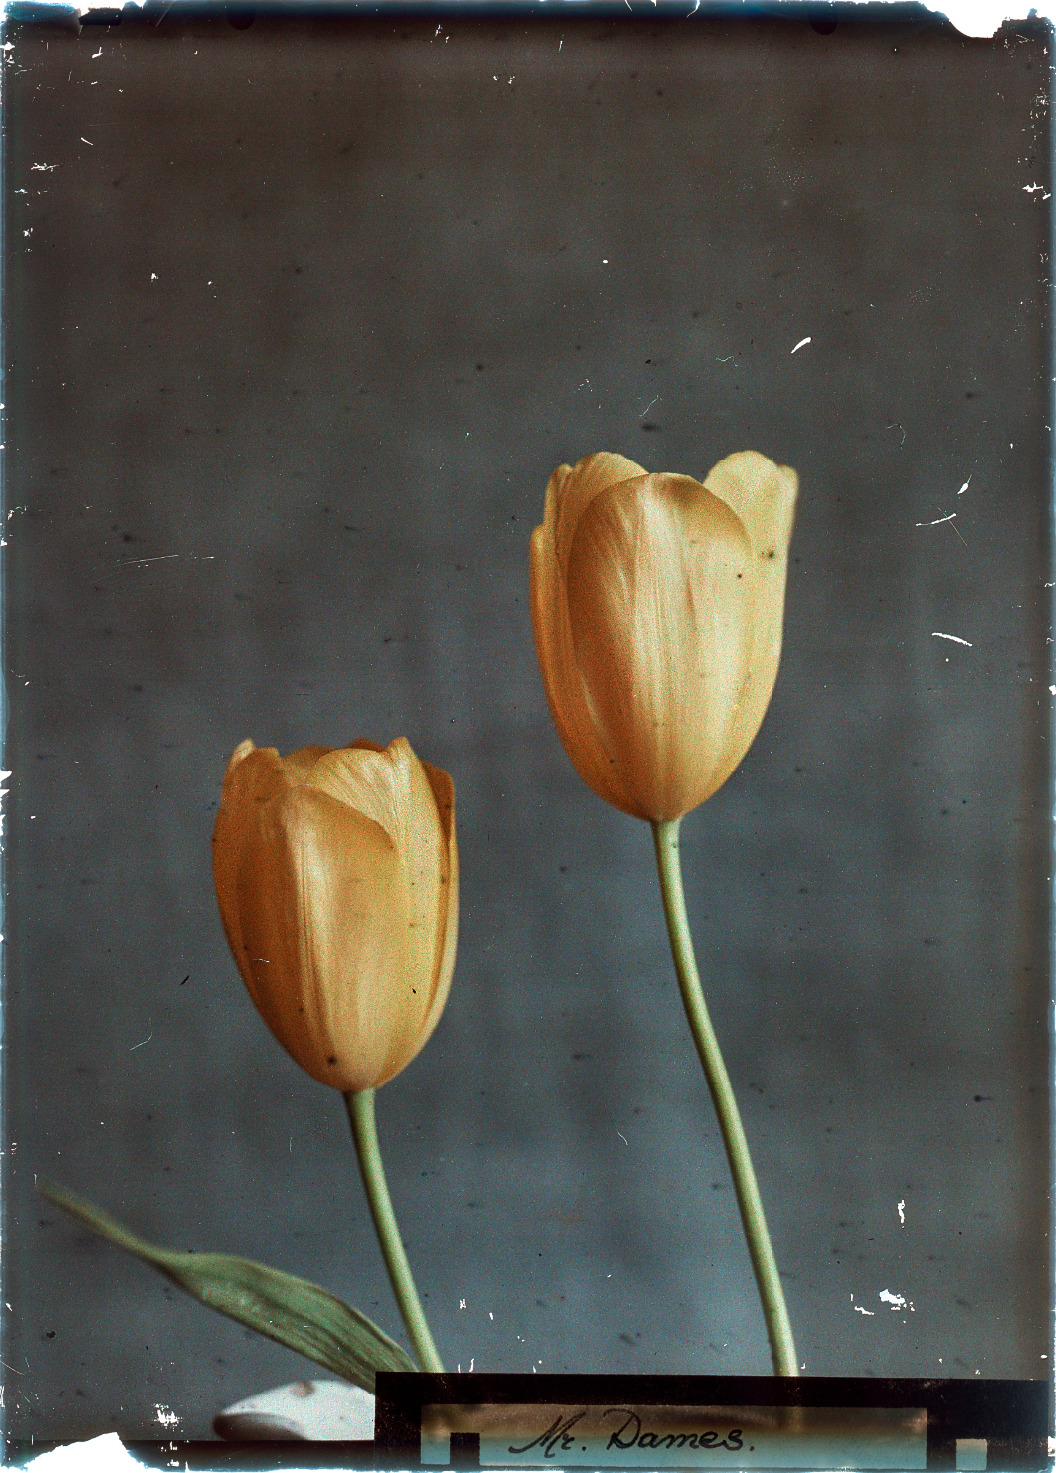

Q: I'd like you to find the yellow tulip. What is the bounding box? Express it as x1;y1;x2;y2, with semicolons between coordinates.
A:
212;736;458;1093
530;449;798;823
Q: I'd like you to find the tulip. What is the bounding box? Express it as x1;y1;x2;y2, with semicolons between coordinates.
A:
212;734;455;1374
530;447;800;1378
530;449;798;823
212;736;458;1094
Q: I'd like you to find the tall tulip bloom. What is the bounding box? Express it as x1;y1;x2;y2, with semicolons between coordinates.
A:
213;735;457;1373
530;449;800;1378
530;449;798;822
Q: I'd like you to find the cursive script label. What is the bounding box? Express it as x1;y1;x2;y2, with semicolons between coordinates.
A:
420;1400;928;1468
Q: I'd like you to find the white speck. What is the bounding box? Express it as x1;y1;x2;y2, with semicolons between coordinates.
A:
468;1358;474;1371
854;1305;875;1316
80;137;94;146
91;47;102;58
1049;686;1055;695
879;1289;908;1310
459;1299;466;1310
150;272;158;280
1024;182;1044;192
957;475;971;495
602;258;609;264
915;511;957;527
155;1405;180;1429
898;1199;906;1225
932;632;972;647
30;163;57;172
488;1312;494;1320
790;336;812;354
559;38;563;49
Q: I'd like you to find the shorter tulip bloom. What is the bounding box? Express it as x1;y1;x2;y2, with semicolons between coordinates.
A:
212;736;458;1094
530;449;798;822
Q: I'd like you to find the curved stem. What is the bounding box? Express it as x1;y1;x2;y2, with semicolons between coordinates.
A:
652;818;798;1378
344;1087;444;1373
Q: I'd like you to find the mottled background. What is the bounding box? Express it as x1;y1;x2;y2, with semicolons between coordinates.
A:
3;6;1051;1446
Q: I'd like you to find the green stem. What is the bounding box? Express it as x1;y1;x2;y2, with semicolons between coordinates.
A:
344;1087;444;1373
652;817;798;1378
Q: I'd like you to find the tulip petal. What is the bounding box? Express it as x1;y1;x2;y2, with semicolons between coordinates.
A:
703;450;798;564
306;742;408;845
547;452;646;574
230;782;409;1090
214;746;297;975
703;451;799;788
304;740;455;1086
419;762;458;1045
565;473;755;820
531;522;645;817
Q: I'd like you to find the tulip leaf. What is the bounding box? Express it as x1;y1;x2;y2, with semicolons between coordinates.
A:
39;1181;417;1392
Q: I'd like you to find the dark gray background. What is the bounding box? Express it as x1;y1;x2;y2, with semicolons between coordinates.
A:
3;7;1051;1445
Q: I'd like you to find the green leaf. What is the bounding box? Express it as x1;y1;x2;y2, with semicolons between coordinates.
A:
39;1181;417;1393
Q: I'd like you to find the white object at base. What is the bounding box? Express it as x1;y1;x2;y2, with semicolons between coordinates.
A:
215;1378;375;1441
28;1433;143;1473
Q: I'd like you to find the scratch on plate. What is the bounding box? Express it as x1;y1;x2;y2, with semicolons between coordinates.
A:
640;396;659;417
617;1131;629;1145
932;632;972;647
121;554;216;565
130;1028;153;1052
916;508;966;546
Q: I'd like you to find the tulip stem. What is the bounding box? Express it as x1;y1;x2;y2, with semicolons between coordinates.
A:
344;1087;444;1374
652;818;798;1378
